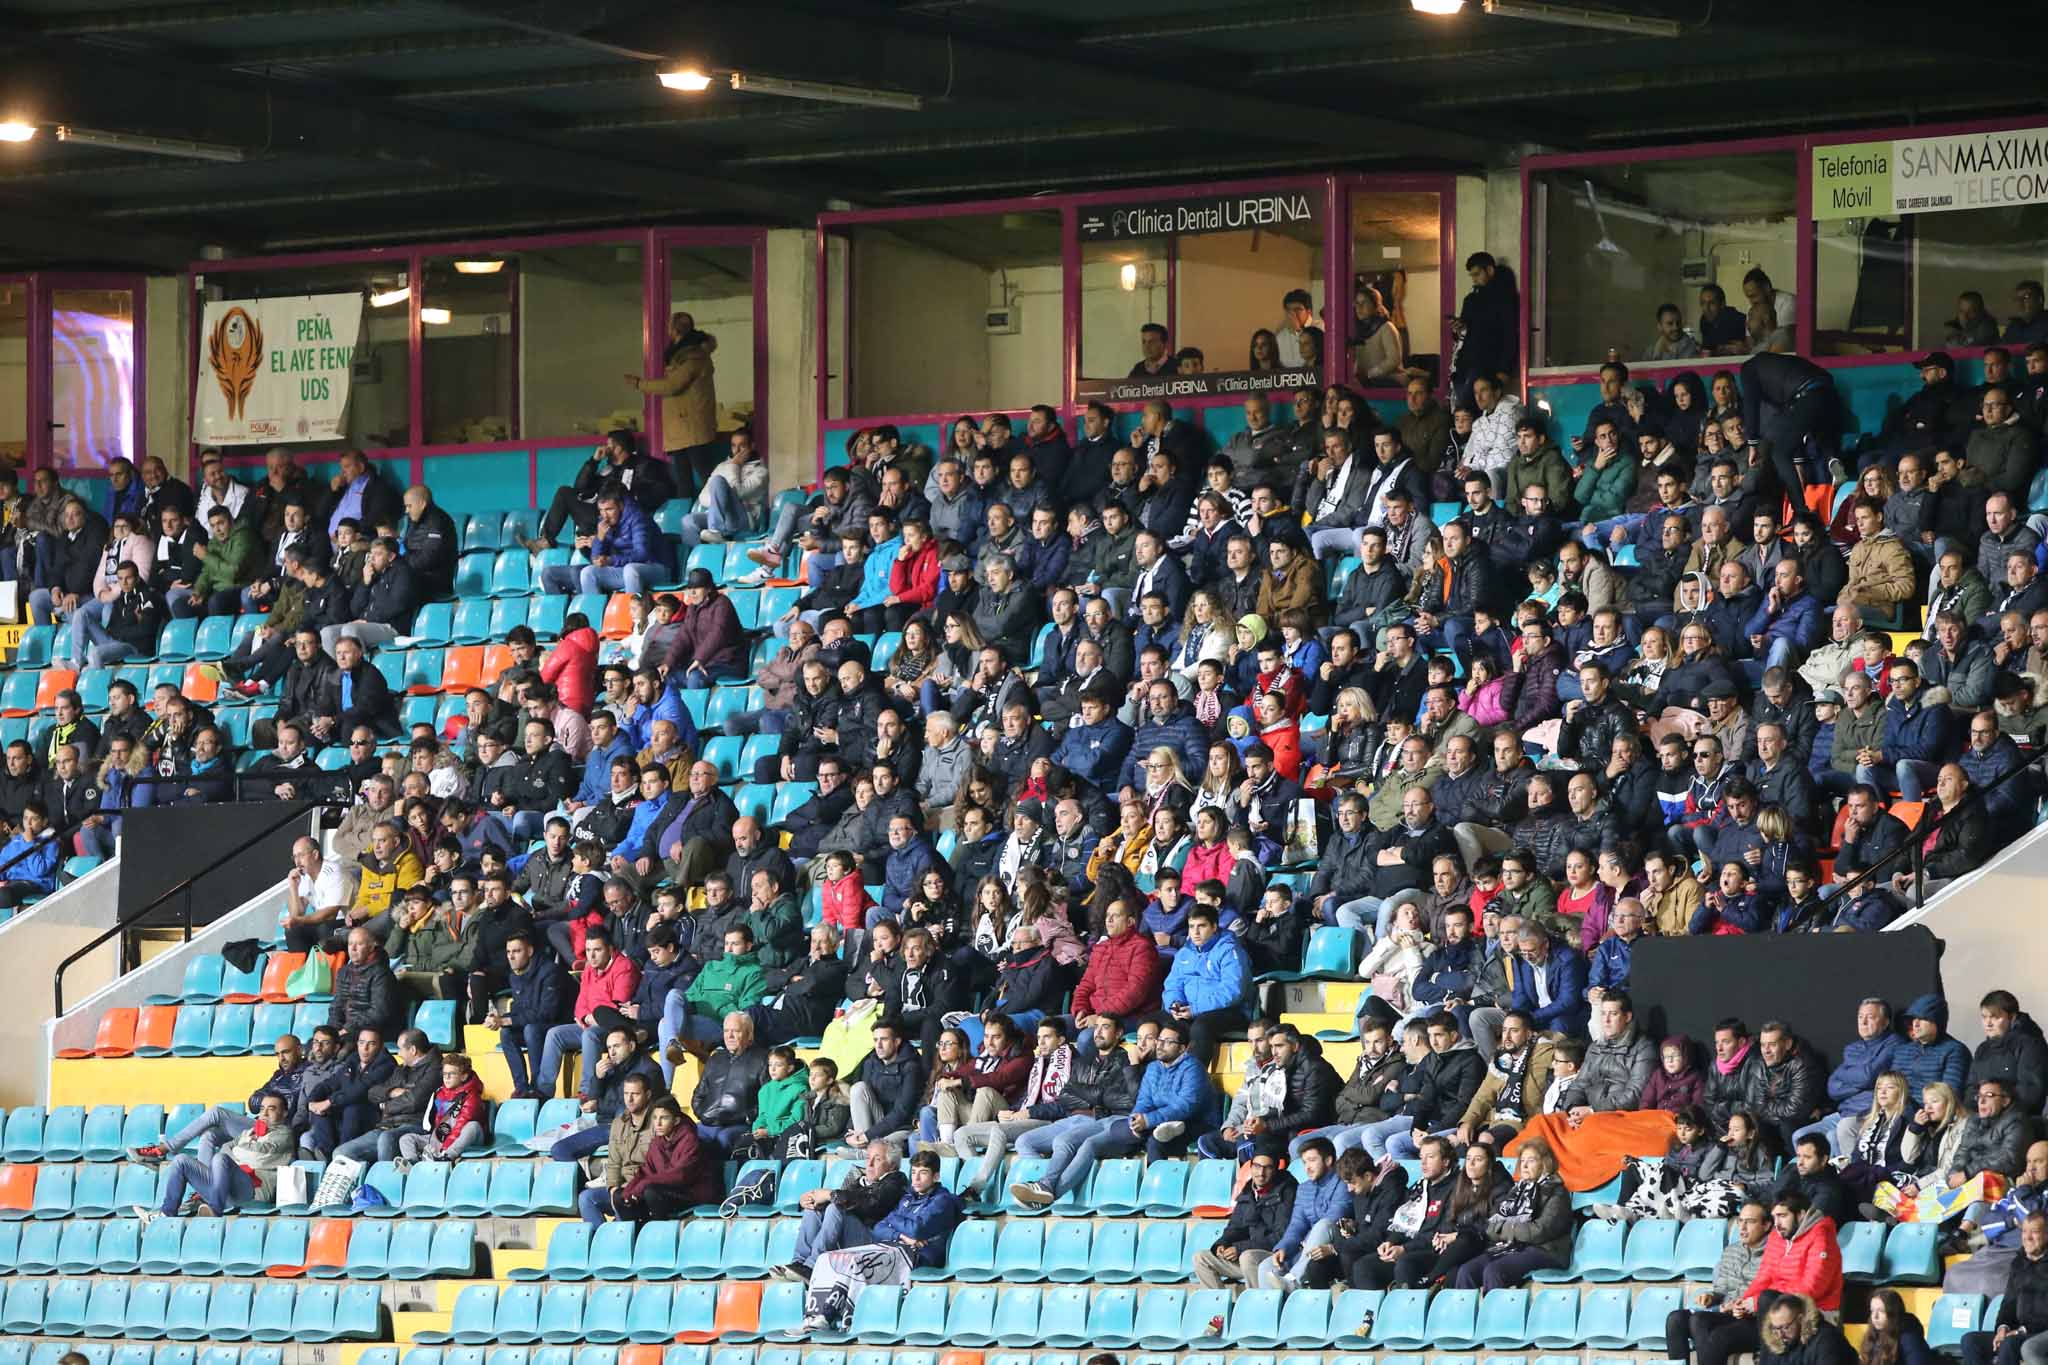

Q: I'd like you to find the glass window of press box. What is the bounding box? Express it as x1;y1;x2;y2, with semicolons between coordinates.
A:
201;262;411;454
666;245;757;437
1814;202;2048;357
840;211;1062;419
1349;189;1443;389
1533;152;1799;372
1079;211;1327;384
420;242;648;446
0;283;28;468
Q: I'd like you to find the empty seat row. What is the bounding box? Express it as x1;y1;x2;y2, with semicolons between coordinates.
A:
0;1213;471;1279
0;1157;578;1222
59;993;461;1065
0;1345;285;1365
0;1275;383;1341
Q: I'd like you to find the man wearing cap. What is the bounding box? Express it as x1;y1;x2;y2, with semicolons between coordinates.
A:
1866;351;1973;469
662;568;744;688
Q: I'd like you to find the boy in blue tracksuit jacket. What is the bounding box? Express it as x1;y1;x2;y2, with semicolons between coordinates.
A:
1261;1138;1351;1289
1162;910;1252;1061
0;803;61;907
609;779;673;869
869;1156;966;1268
1894;993;1971;1104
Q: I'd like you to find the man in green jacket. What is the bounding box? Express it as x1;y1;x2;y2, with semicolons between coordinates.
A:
672;925;768;1059
386;883;481;1003
1572;419;1638;525
190;504;263;618
744;867;805;970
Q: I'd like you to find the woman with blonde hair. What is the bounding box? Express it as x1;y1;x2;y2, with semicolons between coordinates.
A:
1305;685;1378;794
1192;742;1246;825
1842;1070;1913;1204
1174;590;1231;681
1455;1137;1572;1289
1086;799;1153;888
1135;746;1195;820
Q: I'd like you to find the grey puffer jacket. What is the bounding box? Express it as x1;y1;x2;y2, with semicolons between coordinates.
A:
1563;1023;1656;1112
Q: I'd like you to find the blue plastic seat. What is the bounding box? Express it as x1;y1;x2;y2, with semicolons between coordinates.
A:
221;1218;274;1275
171;955;227;1005
1926;1294;1986;1355
1;1279;46;1333
208;1002;256;1056
486;1163;534;1216
1085;1220;1138;1283
38;1106;85;1161
202;1280;252;1341
586;1220;637;1279
491;550;533;597
464;515;504;553
532;1284;585;1345
701;736;745;783
163;1283;211;1341
156;618;198;662
988;1287;1043;1350
15;1222;62;1272
632;1284;685;1343
382;1220;435;1279
528;595;568;640
1525;1288;1582;1349
13;626;53;670
675;1219;725;1278
1134;1221;1186;1282
1839;1218;1887;1280
1472;1288;1530;1348
217;951;265;1002
1184;1159;1236;1213
939;1217;999;1283
84;1278;132;1336
1882;1222;1943;1284
1577;1287;1635;1349
450;598;493;645
1623;1218;1683;1279
748;1282;804;1343
1627;1286;1687;1348
731;783;773;825
30;1165;76;1219
993;1220;1046;1282
374;649;410;693
1429;1289;1483;1350
454;555;494;600
1370;1289;1431;1349
1227;1289;1284;1348
411;601;455;646
1538;1219;1628;1282
343;1220;393;1279
55;1219;102;1275
170;1007;217;1057
1676;1215;1729;1279
1087;1158;1145;1214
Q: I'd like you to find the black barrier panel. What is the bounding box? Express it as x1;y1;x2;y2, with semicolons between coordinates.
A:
1631;925;1943;1068
117;803;320;927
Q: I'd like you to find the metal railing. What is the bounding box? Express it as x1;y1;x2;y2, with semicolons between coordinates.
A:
52;803;312;1017
1829;753;2043;913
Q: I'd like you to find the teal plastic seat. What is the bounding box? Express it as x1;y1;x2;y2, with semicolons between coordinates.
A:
450;598;493;644
1180;1288;1233;1349
486;1163;534;1216
1926;1294;1986;1354
291;1283;342;1342
119;1105;167;1155
39;1107;86;1161
1474;1288;1530;1348
747;1282;805;1343
492;1099;539;1156
415;1285;495;1346
586;1219;637;1279
619;1221;676;1280
180;1217;230;1275
85;1278;133;1336
1371;1289;1431;1349
249;1003;296;1054
1262;925;1361;981
30;1165;75;1219
56;1219;102;1274
402;1160;452;1216
208;1003;256;1056
429;1221;477;1279
1577;1287;1634;1349
1032;1286;1090;1349
16;1221;62;1273
1839;1218;1886;1280
944;1285;999;1347
1227;1289;1285;1347
994;1220;1046;1282
1624;1218;1684;1279
1078;1287;1136;1350
383;1220;436;1279
412;601;455;646
989;1286;1042;1349
1328;1289;1385;1349
247;1280;300;1341
454;556;494;600
169;1005;218;1057
1676;1216;1729;1279
1087;1158;1145;1214
1881;1222;1942;1284
1628;1286;1687;1348
676;1219;724;1277
46;1277;95;1335
1086;1220;1137;1283
442;1162;493;1219
580;1284;634;1344
1273;1288;1333;1348
136;1214;185;1274
1525;1288;1582;1348
203;1280;252;1341
528;595;568;639
1;1279;45;1333
632;1284;686;1343
221;1216;274;1274
343;1219;394;1278
163;1283;211;1341
535;1285;587;1345
892;1284;950;1346
156;618;198;662
493;1283;545;1345
1184;1159;1237;1212
1428;1289;1483;1350
1135;1221;1186;1281
71;1163;120;1217
1537;1219;1627;1282
532;1163;582;1214
722;1220;771;1276
1131;1288;1188;1351
845;1284;905;1345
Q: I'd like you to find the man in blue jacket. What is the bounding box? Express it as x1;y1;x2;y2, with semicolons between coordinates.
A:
0;800;61;910
1507;922;1590;1038
1118;679;1210;797
1742;560;1826;672
880;817;940;918
1011;1018;1218;1208
1049;686;1133;795
1790;996;1901;1157
488;931;570;1099
605;765;674;884
799;1150;965;1333
1163;905;1252;1066
1256;1135;1350;1290
1896;994;1973;1105
540;487;670;598
1860;659;1952;802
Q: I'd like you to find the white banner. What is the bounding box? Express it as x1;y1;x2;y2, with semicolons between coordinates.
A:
193;292;363;445
1813;126;2048;221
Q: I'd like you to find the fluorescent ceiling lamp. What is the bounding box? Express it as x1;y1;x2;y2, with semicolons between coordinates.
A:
369;286;410;307
728;72;923;112
1119;263;1138;292
1481;0;1682;35
0;121;36;143
1410;0;1466;12
54;124;244;162
452;260;504;274
419;307;452;325
658;67;713;92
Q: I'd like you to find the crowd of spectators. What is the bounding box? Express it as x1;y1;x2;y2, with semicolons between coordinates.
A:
20;290;2047;1343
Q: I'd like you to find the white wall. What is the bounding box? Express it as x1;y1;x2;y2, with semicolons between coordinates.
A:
764;228;817;488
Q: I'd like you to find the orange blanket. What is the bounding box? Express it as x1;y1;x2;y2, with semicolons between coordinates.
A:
1506;1109;1678;1191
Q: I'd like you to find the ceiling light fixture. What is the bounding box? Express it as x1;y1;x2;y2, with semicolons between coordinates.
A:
369;286;410;307
658;67;713;92
0;121;37;143
728;72;923;112
1410;0;1466;13
54;125;244;162
1119;263;1138;292
452;260;505;274
420;307;452;325
1481;0;1682;36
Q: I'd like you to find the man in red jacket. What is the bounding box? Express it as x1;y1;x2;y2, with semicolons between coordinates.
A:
538;927;642;1101
1072;900;1165;1051
1743;1190;1844;1314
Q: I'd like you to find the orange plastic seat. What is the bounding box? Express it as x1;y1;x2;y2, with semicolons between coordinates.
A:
181;662;220;704
442;646;484;694
682;1283;762;1343
620;1349;664;1365
134;1004;179;1053
301;1217;353;1276
68;1007;136;1058
477;644;513;688
1889;800;1926;831
33;668;78;713
259;952;307;1003
601;593;636;639
0;1164;35;1213
939;1352;986;1365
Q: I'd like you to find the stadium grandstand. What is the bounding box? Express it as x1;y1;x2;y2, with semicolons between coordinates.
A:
0;5;2046;1365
